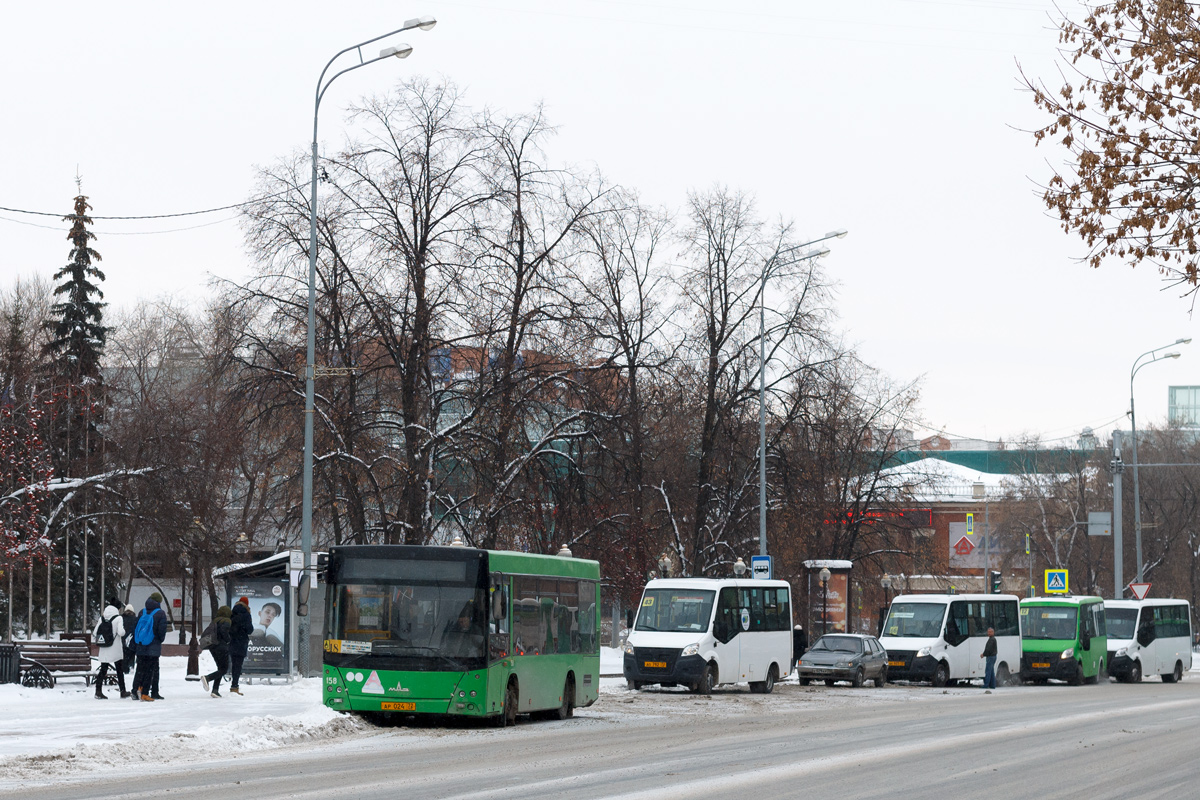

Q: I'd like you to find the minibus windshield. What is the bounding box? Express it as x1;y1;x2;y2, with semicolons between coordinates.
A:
636;589;716;633
1021;606;1078;640
883;603;946;638
1105;608;1138;640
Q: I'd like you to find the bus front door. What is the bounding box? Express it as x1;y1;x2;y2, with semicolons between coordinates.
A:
711;588;741;684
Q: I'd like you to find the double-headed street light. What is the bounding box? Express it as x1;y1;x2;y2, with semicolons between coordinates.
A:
758;230;847;558
1128;338;1189;586
300;17;436;677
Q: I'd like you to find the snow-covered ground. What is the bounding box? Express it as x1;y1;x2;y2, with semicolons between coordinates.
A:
3;650;1196;786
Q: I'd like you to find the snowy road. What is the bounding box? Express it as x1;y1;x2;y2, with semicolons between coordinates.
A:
4;670;1200;799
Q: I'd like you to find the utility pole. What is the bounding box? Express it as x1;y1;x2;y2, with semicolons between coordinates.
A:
1112;431;1124;598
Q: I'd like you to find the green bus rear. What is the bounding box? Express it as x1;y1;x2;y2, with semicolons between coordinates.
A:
1019;596;1107;685
322;545;601;724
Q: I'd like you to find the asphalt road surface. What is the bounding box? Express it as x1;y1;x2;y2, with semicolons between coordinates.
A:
7;679;1200;799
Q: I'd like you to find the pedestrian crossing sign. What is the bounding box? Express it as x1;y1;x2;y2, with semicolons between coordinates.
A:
1044;569;1069;594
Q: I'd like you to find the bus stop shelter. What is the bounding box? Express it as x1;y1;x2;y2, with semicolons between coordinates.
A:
212;551;325;679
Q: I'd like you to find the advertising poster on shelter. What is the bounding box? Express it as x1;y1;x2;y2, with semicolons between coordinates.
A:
817;573;849;633
228;579;289;674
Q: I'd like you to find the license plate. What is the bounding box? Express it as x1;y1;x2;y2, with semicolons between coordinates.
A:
380;702;415;711
1032;662;1050;669
888;660;905;667
644;661;667;668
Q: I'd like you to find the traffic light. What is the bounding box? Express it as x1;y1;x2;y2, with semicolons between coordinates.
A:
989;570;1002;594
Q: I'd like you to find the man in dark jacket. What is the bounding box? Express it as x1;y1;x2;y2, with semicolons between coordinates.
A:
120;604;138;676
131;596;168;702
980;627;998;689
228;597;254;695
792;625;808;674
201;606;233;698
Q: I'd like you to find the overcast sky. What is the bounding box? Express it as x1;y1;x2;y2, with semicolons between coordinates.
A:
2;0;1195;446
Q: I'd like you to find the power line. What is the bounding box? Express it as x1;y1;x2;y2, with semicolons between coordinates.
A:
0;212;241;236
0;190;288;221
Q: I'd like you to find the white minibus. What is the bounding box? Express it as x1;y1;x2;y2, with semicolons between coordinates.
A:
880;593;1021;686
1104;598;1193;683
623;578;792;694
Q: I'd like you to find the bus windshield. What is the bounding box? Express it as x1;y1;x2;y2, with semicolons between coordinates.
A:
636;589;715;633
1021;607;1078;640
1106;608;1139;640
327;556;486;670
883;603;946;638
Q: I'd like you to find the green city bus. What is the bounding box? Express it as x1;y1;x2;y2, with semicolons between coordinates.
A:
322;544;600;725
1019;596;1107;685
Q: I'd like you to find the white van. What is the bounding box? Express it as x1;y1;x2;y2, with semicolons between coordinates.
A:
879;593;1021;686
1104;598;1193;683
623;578;792;694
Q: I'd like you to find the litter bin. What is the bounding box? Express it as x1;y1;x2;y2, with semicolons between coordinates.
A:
0;643;19;684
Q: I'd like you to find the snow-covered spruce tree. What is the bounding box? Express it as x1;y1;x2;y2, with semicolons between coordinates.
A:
47;194;107;381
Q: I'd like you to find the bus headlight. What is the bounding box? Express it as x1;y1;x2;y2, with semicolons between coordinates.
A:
623;643;636;655
1116;647;1127;658
916;647;931;658
1061;647;1074;659
681;643;700;657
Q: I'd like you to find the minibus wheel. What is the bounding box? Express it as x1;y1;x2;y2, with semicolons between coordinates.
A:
1162;661;1183;683
1129;661;1142;683
1069;663;1083;686
693;664;715;695
932;662;949;687
996;663;1011;687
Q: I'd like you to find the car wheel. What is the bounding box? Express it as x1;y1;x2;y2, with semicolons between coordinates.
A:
874;667;887;688
852;667;865;688
1130;661;1142;683
932;662;949;688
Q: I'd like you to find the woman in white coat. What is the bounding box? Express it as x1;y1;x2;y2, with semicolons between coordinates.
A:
92;598;129;699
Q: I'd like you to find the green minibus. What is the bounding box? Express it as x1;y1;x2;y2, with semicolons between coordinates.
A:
1019;595;1107;685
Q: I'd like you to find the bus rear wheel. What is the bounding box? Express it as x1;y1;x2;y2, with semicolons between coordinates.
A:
1162;661;1183;684
750;665;777;694
550;677;575;720
996;663;1011;687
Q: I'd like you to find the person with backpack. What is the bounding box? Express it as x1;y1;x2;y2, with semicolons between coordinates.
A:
200;606;233;698
228;597;254;695
131;595;167;702
121;604;138;676
91;598;128;699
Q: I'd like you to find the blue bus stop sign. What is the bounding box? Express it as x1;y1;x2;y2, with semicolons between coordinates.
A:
750;555;772;580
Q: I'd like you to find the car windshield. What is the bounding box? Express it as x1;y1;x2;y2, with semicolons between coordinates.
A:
1106;608;1138;640
883;603;946;638
812;635;862;653
636;589;715;633
1021;606;1078;640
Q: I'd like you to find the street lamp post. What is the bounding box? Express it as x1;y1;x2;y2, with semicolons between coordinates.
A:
758;230;847;558
301;17;436;678
818;567;831;635
1128;338;1189;586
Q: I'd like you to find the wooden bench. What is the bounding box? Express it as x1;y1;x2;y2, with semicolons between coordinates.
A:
17;640;97;688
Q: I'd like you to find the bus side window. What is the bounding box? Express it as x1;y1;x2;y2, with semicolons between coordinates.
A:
714;588;738;644
946;601;968;645
1137;610;1155;647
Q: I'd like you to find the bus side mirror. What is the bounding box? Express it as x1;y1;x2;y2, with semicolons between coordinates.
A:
491;587;507;621
296;573;310;618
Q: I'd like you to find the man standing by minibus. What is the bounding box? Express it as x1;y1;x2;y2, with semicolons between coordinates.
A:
980;627;997;689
